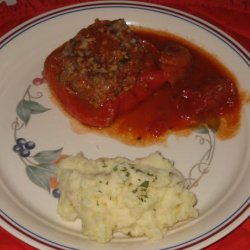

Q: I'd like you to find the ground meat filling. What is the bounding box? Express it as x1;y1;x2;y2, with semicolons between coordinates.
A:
60;19;146;108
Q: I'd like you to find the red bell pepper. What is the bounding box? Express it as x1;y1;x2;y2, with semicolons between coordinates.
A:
44;40;167;128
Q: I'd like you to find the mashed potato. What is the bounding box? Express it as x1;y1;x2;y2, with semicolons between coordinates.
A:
57;152;198;243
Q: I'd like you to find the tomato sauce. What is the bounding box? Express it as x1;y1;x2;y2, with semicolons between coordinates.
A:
46;27;241;146
102;28;241;145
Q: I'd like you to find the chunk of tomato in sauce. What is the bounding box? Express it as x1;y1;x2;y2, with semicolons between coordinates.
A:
176;78;240;122
106;29;241;145
159;43;192;86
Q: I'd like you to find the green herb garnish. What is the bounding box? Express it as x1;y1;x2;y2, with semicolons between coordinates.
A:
139;181;149;188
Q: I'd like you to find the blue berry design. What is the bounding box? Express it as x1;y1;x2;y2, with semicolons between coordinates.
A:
13;138;36;158
20;149;31;157
52;188;61;198
16;138;26;145
13;144;23;153
25;141;35;150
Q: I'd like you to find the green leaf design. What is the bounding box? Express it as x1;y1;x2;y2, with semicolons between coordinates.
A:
16;100;50;125
39;163;57;172
16;100;31;125
26;100;50;114
195;126;209;134
139;181;149;188
26;165;56;193
33;148;63;164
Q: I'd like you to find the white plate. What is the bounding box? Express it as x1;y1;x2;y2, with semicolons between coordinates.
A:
0;1;249;250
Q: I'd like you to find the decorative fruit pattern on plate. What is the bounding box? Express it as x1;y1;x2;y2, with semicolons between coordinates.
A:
11;77;63;197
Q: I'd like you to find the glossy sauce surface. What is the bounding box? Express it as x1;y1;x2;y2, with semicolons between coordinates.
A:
48;27;241;145
102;28;241;145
